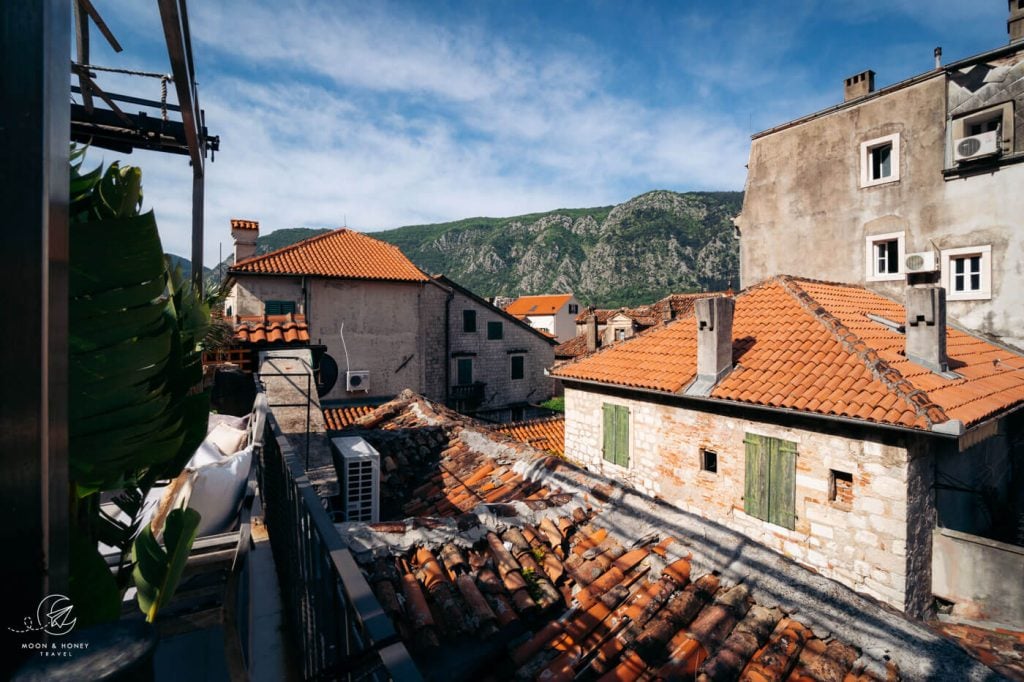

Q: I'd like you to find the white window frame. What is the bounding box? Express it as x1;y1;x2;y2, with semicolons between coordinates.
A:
942;245;992;301
864;231;905;282
951;102;1014;152
860;133;901;188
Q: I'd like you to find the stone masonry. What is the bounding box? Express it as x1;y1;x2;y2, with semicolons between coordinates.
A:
563;387;930;616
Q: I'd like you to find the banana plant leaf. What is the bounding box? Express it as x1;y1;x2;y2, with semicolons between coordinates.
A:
132;508;201;623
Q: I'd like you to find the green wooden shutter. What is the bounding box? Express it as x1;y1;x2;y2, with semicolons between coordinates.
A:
744;434;770;521
603;404;616;463
769;439;797;530
614;406;630;467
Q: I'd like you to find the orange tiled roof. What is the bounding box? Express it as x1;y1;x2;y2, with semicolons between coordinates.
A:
323;404;377;431
553;276;1024;431
228;228;428;282
574;293;723;325
230;218;259;231
493;415;565;457
504;293;574;316
330;391;980;679
232;314;310;345
555;334;591;359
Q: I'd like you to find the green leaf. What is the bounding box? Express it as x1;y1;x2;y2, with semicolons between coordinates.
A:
69;528;121;627
132;508;200;622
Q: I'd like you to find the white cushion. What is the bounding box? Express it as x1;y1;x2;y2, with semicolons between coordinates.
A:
187;445;253;537
207;412;249;433
207;422;248;456
188;439;226;469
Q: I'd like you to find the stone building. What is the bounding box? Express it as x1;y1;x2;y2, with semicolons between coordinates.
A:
503;293;580;342
552;276;1024;618
226;221;555;414
735;6;1024;347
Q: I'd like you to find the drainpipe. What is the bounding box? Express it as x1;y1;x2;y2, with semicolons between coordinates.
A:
444;288;454;405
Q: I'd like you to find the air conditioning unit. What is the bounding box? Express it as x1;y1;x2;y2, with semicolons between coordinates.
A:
346;370;370;392
331;436;380;522
904;251;938;273
953;130;1000;163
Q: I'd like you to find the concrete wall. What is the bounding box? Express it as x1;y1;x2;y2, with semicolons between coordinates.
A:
449;287;555;411
524;297;580;342
563;386;931;615
933;527;1024;629
738;57;1024;346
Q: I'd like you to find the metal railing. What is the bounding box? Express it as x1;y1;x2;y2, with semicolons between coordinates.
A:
450;381;486;407
257;409;421;681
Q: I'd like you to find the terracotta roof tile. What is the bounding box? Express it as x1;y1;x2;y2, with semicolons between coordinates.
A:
323;404;378;430
232;313;310;345
504;294;574;316
553;276;1024;431
228;228;428;282
492;416;565;457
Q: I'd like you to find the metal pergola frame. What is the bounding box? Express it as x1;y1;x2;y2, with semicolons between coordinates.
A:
1;1;215;675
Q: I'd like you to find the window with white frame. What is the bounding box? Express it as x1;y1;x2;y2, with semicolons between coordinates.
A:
860;133;900;187
864;231;905;281
942;245;992;300
951;102;1013;152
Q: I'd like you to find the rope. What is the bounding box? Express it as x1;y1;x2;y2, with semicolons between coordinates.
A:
161;76;169;121
72;62;171;80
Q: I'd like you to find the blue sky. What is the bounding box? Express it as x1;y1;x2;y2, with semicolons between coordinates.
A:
85;1;1008;265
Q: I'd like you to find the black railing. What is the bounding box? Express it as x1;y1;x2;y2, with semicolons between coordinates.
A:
450;381;486;407
258;411;421;681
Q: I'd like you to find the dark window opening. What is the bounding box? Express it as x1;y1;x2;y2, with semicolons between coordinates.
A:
700;449;718;474
463;309;477;333
487;320;503;340
875;239;899;274
568;303;579;314
830;470;854;506
456;358;473;385
870;143;892;180
510;355;525;380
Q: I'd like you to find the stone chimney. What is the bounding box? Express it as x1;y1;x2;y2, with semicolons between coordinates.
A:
1010;0;1024;43
585;309;598;353
684;297;735;397
905;286;949;374
231;219;259;263
843;70;875;102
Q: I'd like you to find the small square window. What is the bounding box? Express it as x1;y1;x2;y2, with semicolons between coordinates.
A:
568;303;579;314
864;231;905;282
265;299;296;315
859;133;900;188
942;245;992;301
615;328;626;342
463;310;477;333
487;321;503;340
700;449;718;474
830;470;853;507
510;355;525;380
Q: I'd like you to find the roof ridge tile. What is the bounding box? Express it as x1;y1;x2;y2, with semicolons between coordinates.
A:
777;275;950;427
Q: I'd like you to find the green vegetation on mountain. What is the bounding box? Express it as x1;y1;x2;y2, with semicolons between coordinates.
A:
204;191;742;308
374;190;741;307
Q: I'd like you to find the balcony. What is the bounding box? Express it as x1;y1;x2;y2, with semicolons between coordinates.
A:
449;381;486;410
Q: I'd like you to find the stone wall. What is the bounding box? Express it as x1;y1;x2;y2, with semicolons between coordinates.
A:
228;275;304;317
564;386;930;615
449;287;555;411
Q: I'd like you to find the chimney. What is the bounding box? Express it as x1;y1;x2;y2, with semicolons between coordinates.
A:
684;297;735;397
843;70;875;102
905;286;949;374
586;310;598;353
1010;0;1024;43
231;219;259;262
934;46;942;69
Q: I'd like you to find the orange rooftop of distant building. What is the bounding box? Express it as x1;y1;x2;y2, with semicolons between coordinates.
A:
504;293;574;316
228;228;428;282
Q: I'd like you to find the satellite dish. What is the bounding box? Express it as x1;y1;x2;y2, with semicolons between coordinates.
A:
316;353;339;397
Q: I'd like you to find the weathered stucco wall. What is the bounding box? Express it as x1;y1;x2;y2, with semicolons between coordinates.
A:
228;275;304;317
933;527;1024;629
738;70;1024;345
308;278;428;402
563;386;931;615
